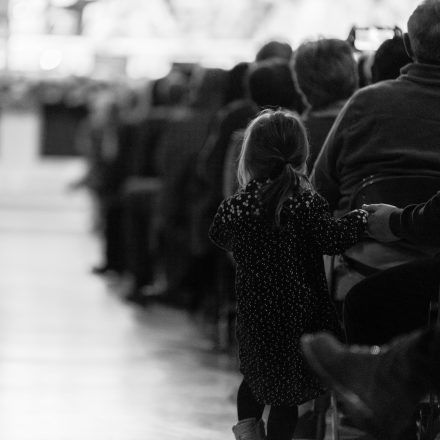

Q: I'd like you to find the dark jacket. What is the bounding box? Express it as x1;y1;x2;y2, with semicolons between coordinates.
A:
390;191;440;246
311;63;440;216
302;100;346;171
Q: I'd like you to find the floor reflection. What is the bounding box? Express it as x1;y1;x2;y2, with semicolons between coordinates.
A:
0;158;239;440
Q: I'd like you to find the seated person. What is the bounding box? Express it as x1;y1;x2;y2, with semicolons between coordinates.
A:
302;158;440;439
255;40;293;62
371;35;412;83
311;0;440;217
292;38;358;170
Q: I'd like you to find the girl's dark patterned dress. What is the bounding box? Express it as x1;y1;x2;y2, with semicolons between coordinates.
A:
209;180;367;406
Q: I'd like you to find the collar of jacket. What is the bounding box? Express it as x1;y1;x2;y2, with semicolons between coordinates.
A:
400;62;440;86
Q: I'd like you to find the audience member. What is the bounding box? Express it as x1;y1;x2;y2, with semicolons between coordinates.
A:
292;38;358;169
338;0;440;345
371;35;412;83
246;58;305;114
89;84;139;275
90;72;188;294
311;0;440;217
223;62;252;105
303;138;440;438
187;62;257;312
255;40;293;62
151;66;229;306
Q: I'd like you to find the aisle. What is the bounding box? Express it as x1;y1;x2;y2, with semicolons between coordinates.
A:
0;158;239;440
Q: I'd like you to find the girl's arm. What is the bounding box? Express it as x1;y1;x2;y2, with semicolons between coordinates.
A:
208;199;234;252
308;193;368;255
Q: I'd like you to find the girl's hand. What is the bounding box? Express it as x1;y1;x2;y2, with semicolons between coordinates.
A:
362;203;400;242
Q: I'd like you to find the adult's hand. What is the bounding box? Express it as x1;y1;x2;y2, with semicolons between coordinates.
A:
362;203;401;242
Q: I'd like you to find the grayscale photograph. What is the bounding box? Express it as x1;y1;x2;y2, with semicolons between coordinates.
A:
0;1;439;439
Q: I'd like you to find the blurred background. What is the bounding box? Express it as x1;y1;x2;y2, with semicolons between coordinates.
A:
0;0;421;158
0;0;421;77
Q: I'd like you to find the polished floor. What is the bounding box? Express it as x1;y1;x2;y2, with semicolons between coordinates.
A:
0;155;240;440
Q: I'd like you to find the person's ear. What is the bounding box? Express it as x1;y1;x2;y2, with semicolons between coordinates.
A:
403;33;414;59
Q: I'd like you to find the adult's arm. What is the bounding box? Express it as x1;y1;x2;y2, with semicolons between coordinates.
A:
389;191;440;245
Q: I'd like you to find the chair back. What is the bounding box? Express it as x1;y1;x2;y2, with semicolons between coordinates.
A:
349;174;440;209
342;174;440;281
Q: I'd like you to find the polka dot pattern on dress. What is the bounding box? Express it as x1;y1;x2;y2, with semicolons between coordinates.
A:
209;179;368;406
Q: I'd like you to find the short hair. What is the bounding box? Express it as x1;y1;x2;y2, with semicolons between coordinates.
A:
407;0;440;64
371;36;412;82
293;39;358;110
247;59;305;113
255;40;293;62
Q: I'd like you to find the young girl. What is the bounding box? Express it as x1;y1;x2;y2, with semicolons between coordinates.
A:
209;109;368;440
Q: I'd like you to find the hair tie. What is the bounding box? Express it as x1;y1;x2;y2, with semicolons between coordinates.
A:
269;158;293;179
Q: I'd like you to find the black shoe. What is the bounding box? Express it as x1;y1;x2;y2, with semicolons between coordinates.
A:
301;332;424;440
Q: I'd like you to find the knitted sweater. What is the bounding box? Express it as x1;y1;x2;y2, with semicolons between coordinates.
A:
311;62;440;216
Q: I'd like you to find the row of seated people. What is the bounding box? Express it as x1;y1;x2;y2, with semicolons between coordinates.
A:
306;15;440;437
82;31;440;350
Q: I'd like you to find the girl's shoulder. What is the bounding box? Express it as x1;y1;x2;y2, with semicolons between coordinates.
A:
217;187;251;210
284;190;331;221
230;182;261;204
217;185;262;219
286;189;325;208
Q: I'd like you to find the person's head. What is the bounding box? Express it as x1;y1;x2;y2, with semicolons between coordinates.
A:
187;66;229;109
406;0;440;65
255;40;293;62
151;69;188;106
371;36;412;83
237;109;311;227
247;58;306;114
293;38;358;110
224;61;250;104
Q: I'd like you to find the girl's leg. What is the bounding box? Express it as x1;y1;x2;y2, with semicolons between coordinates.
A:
266;405;298;440
237;379;265;420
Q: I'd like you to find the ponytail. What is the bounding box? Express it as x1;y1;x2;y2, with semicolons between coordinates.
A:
261;164;310;228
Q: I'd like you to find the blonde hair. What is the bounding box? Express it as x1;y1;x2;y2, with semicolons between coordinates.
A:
237;109;311;227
